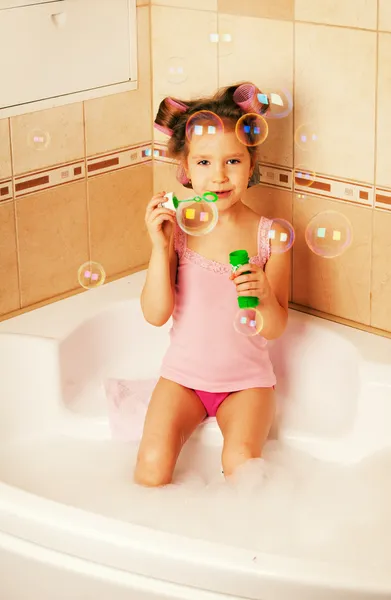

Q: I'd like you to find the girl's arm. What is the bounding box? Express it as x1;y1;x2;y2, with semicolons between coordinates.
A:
261;222;291;340
141;229;178;327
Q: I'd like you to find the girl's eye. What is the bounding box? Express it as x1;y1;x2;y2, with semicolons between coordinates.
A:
227;159;240;165
198;160;210;166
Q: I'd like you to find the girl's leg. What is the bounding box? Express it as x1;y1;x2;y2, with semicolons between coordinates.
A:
216;387;275;477
134;377;207;487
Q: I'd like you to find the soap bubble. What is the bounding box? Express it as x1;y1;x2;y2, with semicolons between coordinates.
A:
294;166;316;188
295;123;319;152
176;198;218;237
167;57;187;84
78;261;106;289
233;307;265;338
236;113;268;147
305;211;353;259
28;129;51;150
269;218;295;254
185;111;224;143
262;88;293;120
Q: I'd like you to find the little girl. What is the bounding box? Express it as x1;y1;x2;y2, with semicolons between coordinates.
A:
135;83;290;487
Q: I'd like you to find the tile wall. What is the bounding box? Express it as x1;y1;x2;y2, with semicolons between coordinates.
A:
0;3;153;318
151;0;391;335
1;0;390;338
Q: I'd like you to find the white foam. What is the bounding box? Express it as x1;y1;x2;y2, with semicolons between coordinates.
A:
1;435;391;570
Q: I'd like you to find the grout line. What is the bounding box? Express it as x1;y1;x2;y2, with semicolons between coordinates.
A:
148;2;156;193
82;101;92;263
291;17;296;302
294;19;378;33
8;117;23;310
370;0;380;327
216;7;220;95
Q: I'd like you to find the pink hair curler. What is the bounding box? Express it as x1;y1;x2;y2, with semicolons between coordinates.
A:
166;97;188;113
233;84;268;115
154;122;173;136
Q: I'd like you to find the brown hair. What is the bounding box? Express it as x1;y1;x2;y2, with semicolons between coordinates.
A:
154;83;268;189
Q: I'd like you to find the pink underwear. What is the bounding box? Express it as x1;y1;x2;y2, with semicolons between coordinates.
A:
194;389;231;417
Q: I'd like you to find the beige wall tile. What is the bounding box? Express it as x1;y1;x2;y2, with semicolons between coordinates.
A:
295;23;376;183
0;202;19;316
11;103;84;176
85;7;152;156
295;0;377;29
244;185;293;222
219;0;294;20
292;194;372;324
371;210;391;332
153;160;186;197
152;6;218;142
379;0;391;31
151;0;217;9
244;185;293;301
89;164;152;276
0;119;12;179
17;182;89;307
219;15;294;168
376;33;391;188
137;0;149;5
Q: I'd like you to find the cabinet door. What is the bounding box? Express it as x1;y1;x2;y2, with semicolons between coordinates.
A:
0;0;133;109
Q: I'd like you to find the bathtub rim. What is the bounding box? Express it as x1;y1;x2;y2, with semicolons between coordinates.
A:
0;481;390;599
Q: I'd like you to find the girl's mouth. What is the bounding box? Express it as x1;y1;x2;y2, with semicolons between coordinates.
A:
215;191;232;199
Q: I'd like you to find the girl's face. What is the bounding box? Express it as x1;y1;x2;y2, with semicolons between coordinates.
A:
184;127;253;212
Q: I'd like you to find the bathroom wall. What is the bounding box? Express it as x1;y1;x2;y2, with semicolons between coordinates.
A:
151;0;391;336
0;0;152;319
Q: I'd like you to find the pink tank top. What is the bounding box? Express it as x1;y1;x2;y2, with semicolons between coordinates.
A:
160;216;277;392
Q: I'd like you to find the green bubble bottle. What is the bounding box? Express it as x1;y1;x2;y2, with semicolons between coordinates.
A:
229;249;262;336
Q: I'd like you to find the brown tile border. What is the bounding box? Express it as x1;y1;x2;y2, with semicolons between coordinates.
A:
375;187;391;209
0;179;12;203
87;143;152;178
7;136;390;213
9;143;153;199
14;161;86;199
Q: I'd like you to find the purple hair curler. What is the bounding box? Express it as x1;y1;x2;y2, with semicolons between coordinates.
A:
154;122;173;136
166;97;188;113
233;84;268;115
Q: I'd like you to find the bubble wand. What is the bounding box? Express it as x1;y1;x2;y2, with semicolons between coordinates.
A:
162;191;218;211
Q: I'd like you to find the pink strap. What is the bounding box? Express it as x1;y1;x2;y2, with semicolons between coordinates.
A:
257;216;272;264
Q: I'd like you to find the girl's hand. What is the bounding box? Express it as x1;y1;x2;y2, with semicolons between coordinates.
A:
230;263;272;301
145;191;176;250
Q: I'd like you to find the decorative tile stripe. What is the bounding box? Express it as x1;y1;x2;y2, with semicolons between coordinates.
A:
153;143;171;161
152;146;376;207
87;143;152;177
0;179;12;203
375;187;391;211
259;163;292;190
14;161;85;199
294;169;374;207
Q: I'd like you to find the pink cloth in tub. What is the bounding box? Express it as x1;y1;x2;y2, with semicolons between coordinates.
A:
104;378;156;441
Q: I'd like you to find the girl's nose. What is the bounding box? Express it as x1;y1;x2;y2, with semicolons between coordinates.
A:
213;168;229;183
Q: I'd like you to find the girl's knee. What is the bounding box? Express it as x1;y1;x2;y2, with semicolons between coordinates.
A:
134;438;177;487
221;442;261;477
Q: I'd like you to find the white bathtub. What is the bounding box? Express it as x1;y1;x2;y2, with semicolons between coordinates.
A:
0;270;390;600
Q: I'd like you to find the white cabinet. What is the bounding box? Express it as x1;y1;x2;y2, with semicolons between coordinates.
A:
0;0;138;116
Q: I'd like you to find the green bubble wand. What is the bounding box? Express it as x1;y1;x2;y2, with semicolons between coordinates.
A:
162;191;218;211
